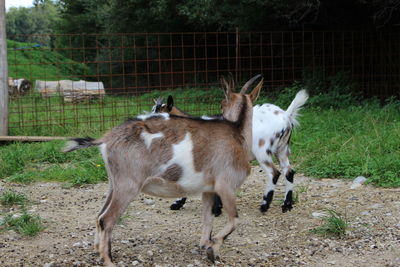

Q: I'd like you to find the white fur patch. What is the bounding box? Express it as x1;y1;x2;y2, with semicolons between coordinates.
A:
141;131;164;149
137;112;170;120
158;132;211;194
201;115;214;120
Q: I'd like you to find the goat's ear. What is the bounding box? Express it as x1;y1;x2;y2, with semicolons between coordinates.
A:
167;95;174;111
249;78;264;104
221;75;233;99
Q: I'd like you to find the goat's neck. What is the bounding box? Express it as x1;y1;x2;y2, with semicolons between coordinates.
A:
240;96;253;157
226;95;253;158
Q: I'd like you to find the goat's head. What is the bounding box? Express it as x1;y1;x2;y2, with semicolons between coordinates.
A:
221;74;263;121
151;96;174;113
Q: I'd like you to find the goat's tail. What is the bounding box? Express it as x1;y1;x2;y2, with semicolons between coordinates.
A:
286;89;309;127
63;137;101;152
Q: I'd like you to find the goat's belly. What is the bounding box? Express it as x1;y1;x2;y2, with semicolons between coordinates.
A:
141;173;213;198
177;172;214;195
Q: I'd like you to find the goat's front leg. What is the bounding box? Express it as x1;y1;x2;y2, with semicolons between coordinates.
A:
200;192;215;249
206;186;239;262
170;197;187;210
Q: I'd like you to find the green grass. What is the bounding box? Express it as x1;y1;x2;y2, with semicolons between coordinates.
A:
310;209;348;238
0;190;28;206
0;140;106;185
290;103;400;187
1;211;45;236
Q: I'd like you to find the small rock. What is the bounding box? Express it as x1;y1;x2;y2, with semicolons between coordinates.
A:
132;260;139;266
72;242;81;247
121;240;129;244
147;250;153;257
190;249;199;255
353;176;367;184
369;203;383;209
187;264;194;267
143;199;155;205
312;211;328;218
12;213;22;219
350;176;367;189
327;261;336;265
43;262;55;267
361;211;370;216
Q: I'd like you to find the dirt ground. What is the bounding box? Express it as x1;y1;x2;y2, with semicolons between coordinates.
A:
1;166;399;267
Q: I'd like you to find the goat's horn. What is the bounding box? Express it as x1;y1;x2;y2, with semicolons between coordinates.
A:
240;74;262;94
156;97;164;105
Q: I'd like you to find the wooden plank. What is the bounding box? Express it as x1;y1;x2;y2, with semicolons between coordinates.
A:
0;136;68;142
0;0;8;136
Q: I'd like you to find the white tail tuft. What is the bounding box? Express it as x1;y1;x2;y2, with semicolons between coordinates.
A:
63;140;80;152
286;90;309;126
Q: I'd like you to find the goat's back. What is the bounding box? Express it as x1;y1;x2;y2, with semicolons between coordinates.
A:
101;114;251;191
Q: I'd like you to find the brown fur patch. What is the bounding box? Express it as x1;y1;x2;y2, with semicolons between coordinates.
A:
259;138;265;147
162;164;183;182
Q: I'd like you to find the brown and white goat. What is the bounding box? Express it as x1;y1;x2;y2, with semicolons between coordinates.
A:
63;75;263;266
153;87;308;214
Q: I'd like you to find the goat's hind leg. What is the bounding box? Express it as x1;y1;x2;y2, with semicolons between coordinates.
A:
259;159;280;213
277;149;295;213
97;183;141;267
95;184;113;253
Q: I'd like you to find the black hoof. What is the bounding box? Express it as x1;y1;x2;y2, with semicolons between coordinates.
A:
281;203;293;213
206;247;215;263
212;206;222;217
259;203;270;213
170;203;183;210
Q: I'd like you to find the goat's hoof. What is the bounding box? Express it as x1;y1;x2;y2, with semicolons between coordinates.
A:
259;204;270;213
212;207;222;217
206;247;215;263
170;203;183;210
281;204;293;213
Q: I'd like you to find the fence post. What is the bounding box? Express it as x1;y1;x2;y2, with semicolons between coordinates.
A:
235;27;239;83
0;0;8;136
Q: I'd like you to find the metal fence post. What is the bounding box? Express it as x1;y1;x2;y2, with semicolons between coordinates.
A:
0;0;9;136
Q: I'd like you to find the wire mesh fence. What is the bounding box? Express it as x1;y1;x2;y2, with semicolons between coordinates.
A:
7;30;400;136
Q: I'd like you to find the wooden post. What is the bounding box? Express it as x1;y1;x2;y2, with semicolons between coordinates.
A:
235;27;239;84
0;0;8;136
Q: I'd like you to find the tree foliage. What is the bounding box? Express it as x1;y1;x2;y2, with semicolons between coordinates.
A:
6;0;59;45
6;0;400;41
